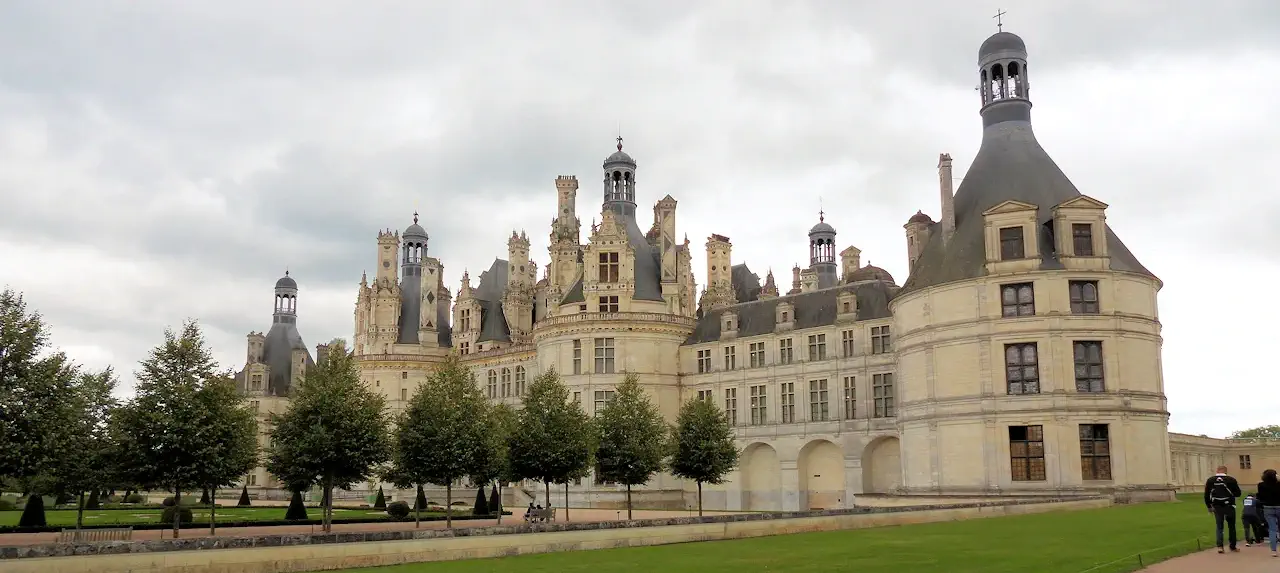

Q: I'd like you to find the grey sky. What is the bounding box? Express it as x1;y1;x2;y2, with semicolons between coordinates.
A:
2;1;1276;438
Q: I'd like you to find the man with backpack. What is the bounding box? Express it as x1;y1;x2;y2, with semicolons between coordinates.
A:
1204;465;1243;553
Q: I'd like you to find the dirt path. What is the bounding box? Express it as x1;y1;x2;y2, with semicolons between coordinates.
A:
1142;545;1276;571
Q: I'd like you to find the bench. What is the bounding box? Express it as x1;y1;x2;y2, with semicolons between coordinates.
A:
59;527;134;543
524;508;556;523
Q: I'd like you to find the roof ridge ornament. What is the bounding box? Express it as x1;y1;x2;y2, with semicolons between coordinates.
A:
994;8;1007;32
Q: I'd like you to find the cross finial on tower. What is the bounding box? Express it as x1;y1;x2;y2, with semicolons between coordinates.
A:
285;267;289;276
993;8;1007;31
616;135;624;152
819;197;825;223
412;211;419;224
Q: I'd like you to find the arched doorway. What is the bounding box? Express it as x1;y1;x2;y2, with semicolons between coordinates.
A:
862;437;902;494
741;443;780;511
798;439;845;510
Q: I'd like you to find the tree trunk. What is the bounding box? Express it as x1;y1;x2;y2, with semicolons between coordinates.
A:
495;484;503;525
414;482;421;529
209;487;217;535
544;481;550;508
626;484;633;520
445;484;452;529
697;481;703;517
172;487;182;539
564;482;570;522
76;491;85;530
322;478;333;533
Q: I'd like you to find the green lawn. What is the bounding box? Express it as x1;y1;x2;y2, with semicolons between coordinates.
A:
342;495;1212;573
0;506;432;527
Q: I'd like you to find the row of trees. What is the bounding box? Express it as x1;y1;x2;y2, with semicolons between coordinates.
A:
1;286;743;539
0;289;259;537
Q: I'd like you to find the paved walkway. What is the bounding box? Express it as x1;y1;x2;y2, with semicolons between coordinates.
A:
1143;545;1277;571
0;507;730;547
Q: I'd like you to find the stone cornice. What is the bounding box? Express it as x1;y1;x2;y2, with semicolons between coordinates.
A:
532;311;695;343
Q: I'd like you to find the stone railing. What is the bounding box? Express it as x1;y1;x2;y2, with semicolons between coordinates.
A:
534;311;697;332
0;495;1103;560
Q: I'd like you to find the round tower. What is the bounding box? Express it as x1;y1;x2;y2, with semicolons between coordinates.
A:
274;271;298;324
808;211;838;289
602;136;637;219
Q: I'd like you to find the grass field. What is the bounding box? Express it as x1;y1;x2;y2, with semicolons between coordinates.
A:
0;506;435;527
342;495;1212;573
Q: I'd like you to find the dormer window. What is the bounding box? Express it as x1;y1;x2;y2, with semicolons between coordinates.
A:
781;311;789;322
598;252;620;283
1071;223;1094;256
999;227;1025;260
724;317;734;330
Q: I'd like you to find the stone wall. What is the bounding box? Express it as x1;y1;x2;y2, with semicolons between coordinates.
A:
2;496;1111;573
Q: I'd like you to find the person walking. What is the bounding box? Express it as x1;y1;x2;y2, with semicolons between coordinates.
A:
1204;465;1242;553
1241;494;1263;546
1256;468;1280;557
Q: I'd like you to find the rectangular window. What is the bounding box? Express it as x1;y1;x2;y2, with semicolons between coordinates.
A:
872;373;894;418
401;371;408;379
1072;223;1094;256
486;370;497;398
1079;424;1112;480
696;389;713;402
1069;281;1100;314
593;389;615;413
573;391;581;404
572;339;582;375
1000;226;1025;260
460;309;471;331
780;382;796;423
842;376;856;420
400;388;408;401
249;400;259;412
1004;343;1040;395
724;388;737;425
749;342;765;368
598;295;619;313
1000;283;1035;317
807;334;827;361
459;341;470;355
501;368;511;397
1073;341;1105;393
1009;425;1047;481
1240;455;1252;470
779;338;794;364
514;367;526;396
781;310;789;322
593;338;615;374
598;252;620;283
871;326;892;354
250;373;262;390
749;385;767;425
808;379;829;422
841;330;856;358
696;349;712;373
247;473;257;486
723;345;736;370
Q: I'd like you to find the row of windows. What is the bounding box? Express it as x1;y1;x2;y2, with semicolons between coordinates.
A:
485;366;529;398
695;327;892;374
1004;340;1105;395
1009;424;1112;482
1001;280;1100;317
568;338;616;375
693;374;896;426
999;222;1096;262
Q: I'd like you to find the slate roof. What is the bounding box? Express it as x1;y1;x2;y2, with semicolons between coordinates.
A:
475;258;513;344
559;213;665;306
685;279;897;345
259;318;314;396
899;36;1154;296
731;264;762;304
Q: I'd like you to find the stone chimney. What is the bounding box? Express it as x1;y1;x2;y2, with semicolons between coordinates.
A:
939;153;955;240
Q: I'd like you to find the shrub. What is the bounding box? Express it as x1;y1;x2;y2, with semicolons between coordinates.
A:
18;495;46;527
124;493;144;504
414;485;428;511
386;500;410;519
0;499;14;511
472;486;489;515
284;491;308;521
237;486;251;507
85;493;101;510
161;497;176;507
161;506;194;525
373;486;386;509
107;494;122;503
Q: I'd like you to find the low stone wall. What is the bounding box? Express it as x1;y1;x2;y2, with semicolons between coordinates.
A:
1;496;1112;572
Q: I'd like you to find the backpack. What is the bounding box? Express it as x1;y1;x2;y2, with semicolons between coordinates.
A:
1209;477;1234;505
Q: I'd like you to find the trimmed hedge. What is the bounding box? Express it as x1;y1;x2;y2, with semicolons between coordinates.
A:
0;511;512;534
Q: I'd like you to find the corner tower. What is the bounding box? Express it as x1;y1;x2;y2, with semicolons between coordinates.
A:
890;27;1168;500
238;272;314;397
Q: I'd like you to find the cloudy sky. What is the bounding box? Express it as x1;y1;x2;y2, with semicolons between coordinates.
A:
1;1;1276;438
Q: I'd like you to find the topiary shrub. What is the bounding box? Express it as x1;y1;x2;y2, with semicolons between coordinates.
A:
414;485;428;511
237;486;251;507
161;506;194;525
18;494;46;527
161;496;177;507
284;490;308;520
472;486;489;515
488;485;501;515
85;492;101;510
199;489;210;505
373;486;386;509
386;500;410;519
107;494;122;503
124;493;144;504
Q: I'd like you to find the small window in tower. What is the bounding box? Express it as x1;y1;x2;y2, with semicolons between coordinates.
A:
1072;223;1094;256
401;371;407;379
598;252;619;283
999;226;1025;260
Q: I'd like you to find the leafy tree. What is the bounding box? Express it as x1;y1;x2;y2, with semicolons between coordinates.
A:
595;373;668;519
391;356;491;528
265;339;389;533
670;396;740;516
49;367;119;529
471;403;517;523
191;376;258;534
1230;425;1280;440
0;288;85;527
111;320;224;539
508;369;595;509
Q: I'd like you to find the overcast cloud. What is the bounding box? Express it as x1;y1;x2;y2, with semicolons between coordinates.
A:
1;1;1276;438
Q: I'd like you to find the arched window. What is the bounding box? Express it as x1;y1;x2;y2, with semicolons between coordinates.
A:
501;368;512;397
487;370;497;399
515;366;527;396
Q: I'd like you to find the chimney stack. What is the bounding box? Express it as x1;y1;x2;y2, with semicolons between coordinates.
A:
939;153;955;240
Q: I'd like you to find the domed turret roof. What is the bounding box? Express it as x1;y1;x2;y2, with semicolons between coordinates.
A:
980;31;1026;58
275;272;297;290
847;264;894;285
403;212;428;241
908;210;934;224
603;136;636;167
808;212;835;236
